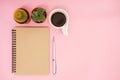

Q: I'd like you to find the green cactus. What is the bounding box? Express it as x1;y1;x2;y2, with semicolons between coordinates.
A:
32;8;46;23
14;8;29;23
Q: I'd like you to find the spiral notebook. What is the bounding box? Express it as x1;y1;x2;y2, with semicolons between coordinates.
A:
12;26;49;75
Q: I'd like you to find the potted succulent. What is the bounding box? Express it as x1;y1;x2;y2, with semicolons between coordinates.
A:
14;8;30;24
31;8;47;23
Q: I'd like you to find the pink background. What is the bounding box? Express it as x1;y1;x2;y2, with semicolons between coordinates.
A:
0;0;120;80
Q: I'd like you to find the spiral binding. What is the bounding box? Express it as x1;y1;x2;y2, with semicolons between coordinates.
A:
12;29;16;73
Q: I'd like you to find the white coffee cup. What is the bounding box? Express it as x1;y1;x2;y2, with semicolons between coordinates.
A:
49;9;69;36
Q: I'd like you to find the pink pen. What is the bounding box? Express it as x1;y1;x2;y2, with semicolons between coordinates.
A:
52;36;57;75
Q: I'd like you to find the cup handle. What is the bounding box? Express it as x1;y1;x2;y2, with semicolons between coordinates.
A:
62;26;68;36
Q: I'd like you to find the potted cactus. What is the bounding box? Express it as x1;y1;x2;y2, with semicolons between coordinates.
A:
14;8;30;24
31;8;47;23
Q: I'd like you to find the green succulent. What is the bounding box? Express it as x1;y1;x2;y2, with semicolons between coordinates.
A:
32;8;46;23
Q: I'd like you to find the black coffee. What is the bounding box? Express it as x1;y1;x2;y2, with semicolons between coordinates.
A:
51;12;66;27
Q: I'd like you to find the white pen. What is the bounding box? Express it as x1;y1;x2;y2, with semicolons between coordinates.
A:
52;36;57;75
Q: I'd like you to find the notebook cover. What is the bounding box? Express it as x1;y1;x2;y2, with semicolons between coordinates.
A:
12;26;49;75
